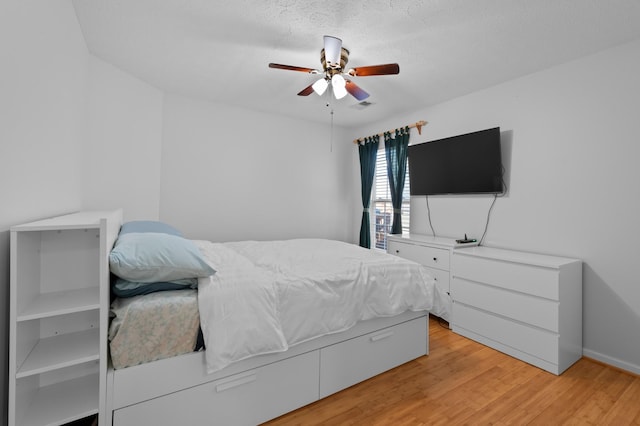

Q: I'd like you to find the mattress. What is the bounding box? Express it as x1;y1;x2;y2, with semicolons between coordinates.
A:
109;289;200;369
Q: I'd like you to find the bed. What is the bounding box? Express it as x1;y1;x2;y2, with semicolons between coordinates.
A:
104;223;450;425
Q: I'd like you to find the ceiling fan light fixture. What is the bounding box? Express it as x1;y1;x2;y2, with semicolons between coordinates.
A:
268;36;400;101
323;35;343;67
332;74;348;99
312;78;328;96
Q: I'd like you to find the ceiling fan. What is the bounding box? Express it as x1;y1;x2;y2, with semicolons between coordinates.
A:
268;35;400;102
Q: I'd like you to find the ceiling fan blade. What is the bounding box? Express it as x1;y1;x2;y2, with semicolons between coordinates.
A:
297;84;315;96
323;35;343;67
345;80;370;101
269;63;319;74
348;63;400;77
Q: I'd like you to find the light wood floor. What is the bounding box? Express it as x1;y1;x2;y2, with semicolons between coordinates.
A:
264;315;640;425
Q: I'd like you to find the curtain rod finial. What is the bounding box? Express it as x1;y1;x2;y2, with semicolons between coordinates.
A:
415;120;427;135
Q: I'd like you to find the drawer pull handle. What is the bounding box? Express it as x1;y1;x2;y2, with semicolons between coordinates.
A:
370;331;394;342
433;257;438;262
395;250;400;254
215;373;257;393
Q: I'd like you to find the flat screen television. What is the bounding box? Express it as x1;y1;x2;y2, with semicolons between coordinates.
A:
408;127;504;195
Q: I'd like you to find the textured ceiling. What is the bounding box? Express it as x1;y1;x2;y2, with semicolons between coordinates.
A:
72;0;640;128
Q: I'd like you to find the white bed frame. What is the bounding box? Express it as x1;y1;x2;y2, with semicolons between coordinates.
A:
105;310;428;425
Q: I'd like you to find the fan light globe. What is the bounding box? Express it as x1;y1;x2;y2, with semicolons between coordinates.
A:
312;78;328;96
332;74;348;99
323;35;343;67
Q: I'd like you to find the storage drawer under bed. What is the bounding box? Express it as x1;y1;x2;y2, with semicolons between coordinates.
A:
113;350;319;426
319;315;428;398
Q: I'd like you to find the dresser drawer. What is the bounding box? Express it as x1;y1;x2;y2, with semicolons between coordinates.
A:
114;351;319;426
451;277;559;332
388;240;450;271
423;266;450;294
453;303;559;365
452;253;559;300
319;316;427;398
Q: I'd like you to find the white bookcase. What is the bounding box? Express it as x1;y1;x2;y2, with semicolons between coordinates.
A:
9;210;122;426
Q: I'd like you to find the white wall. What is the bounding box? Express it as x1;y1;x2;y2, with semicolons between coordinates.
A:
349;38;640;374
83;56;164;221
0;0;89;421
160;94;355;243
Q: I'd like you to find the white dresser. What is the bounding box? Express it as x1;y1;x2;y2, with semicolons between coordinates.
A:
450;246;582;375
386;234;478;297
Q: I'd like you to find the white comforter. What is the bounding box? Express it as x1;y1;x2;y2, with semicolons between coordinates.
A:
195;239;450;373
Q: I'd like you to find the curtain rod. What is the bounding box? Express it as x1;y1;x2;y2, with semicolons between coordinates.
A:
353;120;428;144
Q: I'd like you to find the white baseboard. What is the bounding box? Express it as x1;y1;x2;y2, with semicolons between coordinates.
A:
583;349;640;376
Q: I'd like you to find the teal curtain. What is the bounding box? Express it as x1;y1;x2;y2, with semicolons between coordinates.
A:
384;127;410;234
358;135;379;248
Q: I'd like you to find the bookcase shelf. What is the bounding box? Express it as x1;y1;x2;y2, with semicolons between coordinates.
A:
19;373;100;426
17;287;100;321
9;210;122;426
17;327;100;378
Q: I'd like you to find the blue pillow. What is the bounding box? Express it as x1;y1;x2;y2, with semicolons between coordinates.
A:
112;277;197;297
119;220;183;237
109;232;215;283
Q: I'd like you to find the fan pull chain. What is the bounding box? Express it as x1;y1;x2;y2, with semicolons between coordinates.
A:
330;108;334;152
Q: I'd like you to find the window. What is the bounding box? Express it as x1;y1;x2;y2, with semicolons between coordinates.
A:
373;148;410;250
